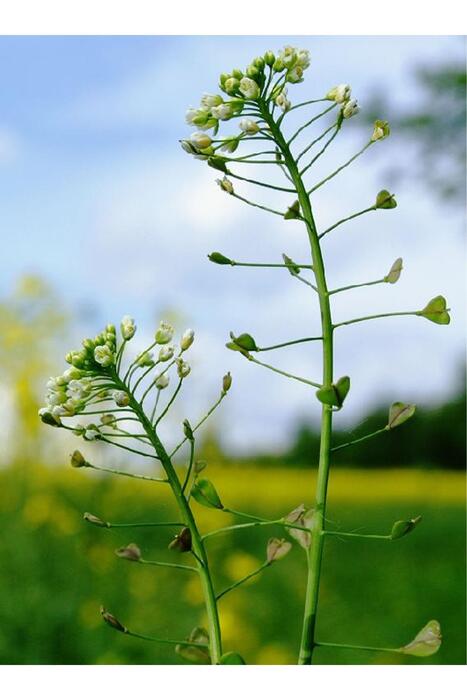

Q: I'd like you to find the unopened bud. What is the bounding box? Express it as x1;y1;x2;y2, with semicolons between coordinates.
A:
83;512;110;528
100;606;128;633
190;132;212;150
371;119;390;142
222;372;232;394
239;118;260;135
208;251;233;265
183;419;194;441
180;329;195;351
155;373;170;390
120;315;137;341
216;177;234;194
113;390;130;407
264;50;275;66
70;450;86;468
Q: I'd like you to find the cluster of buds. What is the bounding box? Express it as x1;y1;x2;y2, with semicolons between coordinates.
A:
181;45;311;160
65;324;117;372
325;83;359;120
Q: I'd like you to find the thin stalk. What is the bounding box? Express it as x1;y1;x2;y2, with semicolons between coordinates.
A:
258;336;322;352
323;530;391;541
230;192;285;218
315;641;399;654
128;631;208;648
111;371;223;664
170;392;226;458
319;205;377;239
228;260;313;270
249;356;321;389
261;99;335;665
108;521;186;529
228;171;296;193
331;427;387;452
216;562;271;601
82;462;167;483
308;142;372;194
297;122;337;163
287;104;336;145
300;125;341;176
138;559;197;572
329;278;385;295
334;310;416;329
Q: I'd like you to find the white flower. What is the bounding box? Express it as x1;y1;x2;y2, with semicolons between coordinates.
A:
239;118;260;134
296;49;311;69
326;83;351;104
46;377;60;391
190;132;212;150
136;351;154;368
155;373;170;390
211;102;234;120
155;321;174;345
84;424;101;441
62;367;83;381
200;93;223;109
371;119;390;142
239;77;260;99
176;359;191;378
180;329;195;351
219;137;238;153
94;344;114;367
185;107;199;125
120;315;136;341
279;45;297;68
275;90;291;112
113;390;130;407
52;405;68;417
216;177;234;194
67;379;91;400
287;66;303;84
158;345;175;362
342;99;360;119
47;390;67;406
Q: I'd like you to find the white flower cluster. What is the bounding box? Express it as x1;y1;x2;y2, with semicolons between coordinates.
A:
181;45;311;159
325;83;359;119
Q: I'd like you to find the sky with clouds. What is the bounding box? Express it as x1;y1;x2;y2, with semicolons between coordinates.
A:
0;36;464;453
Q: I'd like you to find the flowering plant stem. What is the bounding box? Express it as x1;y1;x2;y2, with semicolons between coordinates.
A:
110;370;223;664
260;100;334;665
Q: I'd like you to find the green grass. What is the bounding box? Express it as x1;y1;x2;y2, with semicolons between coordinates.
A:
0;464;464;664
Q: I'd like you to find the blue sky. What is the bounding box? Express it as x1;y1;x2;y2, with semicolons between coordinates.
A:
0;36;464;452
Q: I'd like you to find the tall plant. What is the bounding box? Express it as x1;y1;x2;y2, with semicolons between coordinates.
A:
180;44;448;664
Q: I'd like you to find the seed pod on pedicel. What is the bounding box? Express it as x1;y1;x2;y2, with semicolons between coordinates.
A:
194;460;207;475
384;257;403;284
375;190;397;209
399;620;442;657
169;527;192;552
207;156;229;173
83;512;110;528
220;651;246;664
222;372;232;394
183;419;194;441
282;253;301;276
115;543;142;561
417;295;451;325
386;402;416;430
284;199;301;220
229;331;258;352
100;606;128;634
191;478;224;510
316;376;350;409
70;450;86;468
390;516;422;540
267;537;292;563
175;627;211;664
208;251;233;265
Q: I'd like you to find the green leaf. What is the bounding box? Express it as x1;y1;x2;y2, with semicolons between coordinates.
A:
284;199;301;220
375;190;397;209
390;516;422;540
387;402;416;429
316;376;350;409
229;331;258;352
207;156;228;173
220;651;246;664
399;620;442;657
417;295;451;325
384;257;403;284
208;252;233;265
191;478;223;509
282;253;300;275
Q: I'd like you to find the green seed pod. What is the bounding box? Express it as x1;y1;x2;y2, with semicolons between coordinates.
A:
220;652;246;664
100;606;127;634
83;512;109;528
386;402;416;429
70;450;86;468
222;372;232;394
229;331;258;352
208;251;233;265
417;295;451;325
316;376;350;409
399;620;442;657
194;460;207;475
282;253;301;275
384;257;403;284
375;189;397;209
284;200;301;220
264;50;275;66
390;515;422;540
207;156;229;173
183;419;194;441
191;478;223;510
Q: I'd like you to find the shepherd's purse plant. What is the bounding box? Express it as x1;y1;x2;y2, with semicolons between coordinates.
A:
40;44;447;665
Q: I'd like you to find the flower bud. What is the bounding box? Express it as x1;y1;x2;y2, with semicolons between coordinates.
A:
279;45;297;68
155;373;170;390
200;93;223;110
219;73;230;88
183;418;194;440
84;512;110;528
38;408;61;427
273;57;285;72
211;102;234;120
169;527;192;552
101;413;117;428
180;139;199;155
115;543;142;561
400;620;441;657
190;132;212;150
371;119;390;142
384;257;403;284
180;329;195;351
229;331;258;352
386;402;416;430
375;190;397;209
177;359;191;379
136;351;154;368
264;50;275;66
222;372;232;394
246;64;261;79
275;90;291;112
239;77;260;99
120;315;136;341
70;450;86;468
342;99;360;119
158;345;174;362
267;537;292;563
113;390;130;407
326;84;351;103
390;515;422;540
231;68;243;79
216;177;234;194
191;478;223;509
287;66;304;84
239;118;260;135
100;606;128;634
208;251;233;264
224;77;240;95
253;56;265;70
94;344;115;368
155;321;174;345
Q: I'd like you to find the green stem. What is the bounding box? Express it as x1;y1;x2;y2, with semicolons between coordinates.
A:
258;336;322;352
261;99;334;666
111;371;223;664
331;427;387;452
249;356;321;388
138;559;197;572
334;311;416;329
323;530;391;540
329;278;385;295
229;260;314;270
230;192;285;217
308;142;372;194
319;205;376;239
83;462;167;483
127;631;208;647
216;562;271;600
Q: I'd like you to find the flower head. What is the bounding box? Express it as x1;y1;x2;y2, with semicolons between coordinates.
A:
239;118;260;134
180;329;195;351
155;321;174;345
120;315;136;340
239;77;260;99
342;99;360;119
326;84;351;104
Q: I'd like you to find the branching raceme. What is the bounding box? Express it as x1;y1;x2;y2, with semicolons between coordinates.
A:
179;44;449;664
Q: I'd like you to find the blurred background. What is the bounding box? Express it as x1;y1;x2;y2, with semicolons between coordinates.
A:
0;36;465;665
